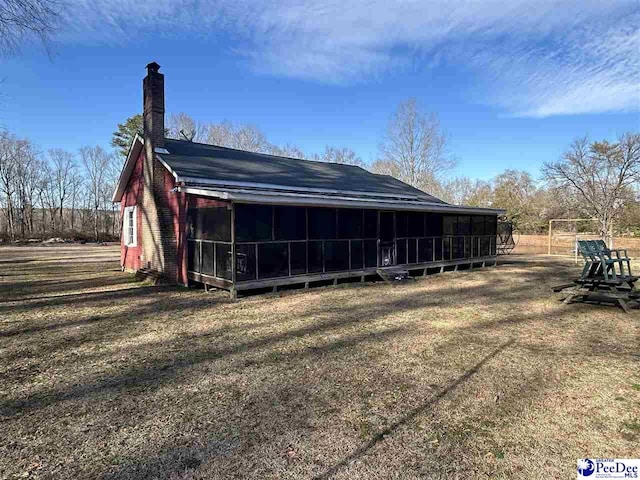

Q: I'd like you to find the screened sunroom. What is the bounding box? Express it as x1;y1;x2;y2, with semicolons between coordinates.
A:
186;202;499;296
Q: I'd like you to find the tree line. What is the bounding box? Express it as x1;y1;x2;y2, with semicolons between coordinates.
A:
1;98;638;243
0;132;120;242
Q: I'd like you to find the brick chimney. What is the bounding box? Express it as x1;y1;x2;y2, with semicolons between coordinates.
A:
140;62;177;281
143;62;164;150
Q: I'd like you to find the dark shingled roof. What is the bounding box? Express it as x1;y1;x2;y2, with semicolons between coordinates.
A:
159;138;446;203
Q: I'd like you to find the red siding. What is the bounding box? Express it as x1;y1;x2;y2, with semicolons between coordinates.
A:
120;150;144;272
188;196;228;209
120;148;229;285
120;149;188;284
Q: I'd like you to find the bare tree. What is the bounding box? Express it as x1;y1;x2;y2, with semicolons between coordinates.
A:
543;133;640;237
40;162;58;233
47;148;75;232
206;121;274;153
68;170;83;232
269;143;308;160
439;177;493;207
167;112;208;142
167;114;312;159
373;98;455;193
492;170;541;231
14;142;41;236
0;132;30;240
80;146;111;242
104;152;122;238
319;146;364;166
0;0;62;56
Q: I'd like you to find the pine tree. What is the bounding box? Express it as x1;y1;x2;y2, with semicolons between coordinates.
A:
111;114;144;159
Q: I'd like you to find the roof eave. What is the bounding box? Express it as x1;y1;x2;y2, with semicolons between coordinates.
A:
177;186;505;215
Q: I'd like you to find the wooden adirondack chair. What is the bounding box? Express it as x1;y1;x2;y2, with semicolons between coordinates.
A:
576;240;618;281
555;239;638;313
594;239;632;277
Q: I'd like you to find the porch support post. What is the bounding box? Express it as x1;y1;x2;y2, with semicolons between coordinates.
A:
231;203;237;286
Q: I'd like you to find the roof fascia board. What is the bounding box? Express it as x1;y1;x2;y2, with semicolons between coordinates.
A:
111;134;144;202
178;187;505;215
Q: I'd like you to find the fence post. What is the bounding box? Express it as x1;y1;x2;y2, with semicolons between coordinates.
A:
548;220;552;255
575;234;578;264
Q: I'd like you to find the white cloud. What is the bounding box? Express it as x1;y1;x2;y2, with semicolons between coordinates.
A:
62;0;639;117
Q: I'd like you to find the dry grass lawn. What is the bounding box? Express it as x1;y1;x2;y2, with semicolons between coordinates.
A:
0;245;638;479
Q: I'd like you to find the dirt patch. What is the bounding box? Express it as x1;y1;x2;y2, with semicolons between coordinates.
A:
0;246;638;479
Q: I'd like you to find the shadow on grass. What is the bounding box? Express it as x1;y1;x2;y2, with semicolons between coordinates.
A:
4;251;635;478
312;338;516;479
0;297;413;416
1;256;576;375
0;274;141;302
2;264;560;368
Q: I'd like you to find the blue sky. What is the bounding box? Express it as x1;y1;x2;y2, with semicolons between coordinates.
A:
1;0;638;181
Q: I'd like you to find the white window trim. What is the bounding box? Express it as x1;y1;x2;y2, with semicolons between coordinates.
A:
123;205;137;247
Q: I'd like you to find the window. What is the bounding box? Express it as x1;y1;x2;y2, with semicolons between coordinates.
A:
350;240;363;269
187;207;231;241
464;237;471;258
337;209;363;239
363;210;378;238
397;238;407;264
471;237;479;257
471;216;485;235
364;240;377;267
325;240;349;272
236;244;256;281
434;237;443;260
308;208;337;239
407;212;425;237
396;212;408;238
290;242;307;275
443;237;451;259
480;237;490;256
426;213;443;236
274;206;306;240
452;237;464;259
308;241;324;273
235;204;272;242
258;243;289;278
443;216;457;236
457;216;471;236
201;242;215;276
188;240;200;272
485;216;497;236
124;206;137;247
216;244;232;280
419;238;433;263
407;238;417;263
379;212;394;241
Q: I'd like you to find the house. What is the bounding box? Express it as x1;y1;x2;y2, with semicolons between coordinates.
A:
112;62;505;297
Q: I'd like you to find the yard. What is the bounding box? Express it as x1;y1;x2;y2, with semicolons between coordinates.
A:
0;245;638;479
